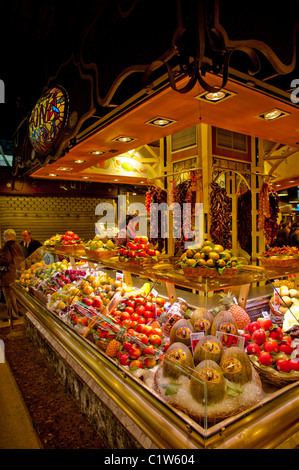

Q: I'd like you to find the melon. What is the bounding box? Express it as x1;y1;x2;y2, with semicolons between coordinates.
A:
211;310;238;336
169;319;194;346
193;335;223;365
220;346;252;385
190;360;225;405
163;342;194;379
190;308;214;335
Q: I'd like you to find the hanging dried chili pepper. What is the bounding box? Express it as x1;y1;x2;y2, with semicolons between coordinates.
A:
209;182;232;249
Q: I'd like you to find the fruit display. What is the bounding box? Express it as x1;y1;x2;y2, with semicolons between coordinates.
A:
44;231;84;251
84;236;117;260
153;333;263;420
179;241;242;277
190;308;214;335
118;235;162;263
243;317;299;385
269;285;299;330
260;245;299;267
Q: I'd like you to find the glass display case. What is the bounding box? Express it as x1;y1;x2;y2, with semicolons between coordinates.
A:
14;245;299;449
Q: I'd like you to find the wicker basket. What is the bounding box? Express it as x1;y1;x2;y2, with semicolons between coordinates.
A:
84;248;118;261
55;244;85;254
118;256;164;267
182;266;238;279
260;256;299;267
250;357;299;387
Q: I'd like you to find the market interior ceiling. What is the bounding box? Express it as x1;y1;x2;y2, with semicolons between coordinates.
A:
1;0;299;192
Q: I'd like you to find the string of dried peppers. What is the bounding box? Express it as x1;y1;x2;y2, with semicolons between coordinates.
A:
257;183;279;245
237;189;252;255
209;182;232;249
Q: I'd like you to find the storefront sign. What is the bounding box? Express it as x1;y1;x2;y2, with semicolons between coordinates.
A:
28;86;68;156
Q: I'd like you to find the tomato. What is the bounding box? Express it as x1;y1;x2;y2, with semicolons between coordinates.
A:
241;332;251;346
121;319;131;329
138;333;149;345
138;250;147;258
128;251;137;258
143;345;156;356
246;343;261;355
151;327;163;337
119;353;130;366
82;297;93;307
147;249;156;256
130;312;139;321
92;297;103;308
276;358;292;373
144;301;153;311
143;357;157;368
142;325;153;336
121;311;131;321
279;343;293;355
144;310;154;319
251;329;267;345
245;322;260;334
130;359;143;369
149;334;162;346
65;231;75;237
125;306;135;315
257;318;273;331
127;299;135;309
137;316;146;324
135;305;145;315
135;296;145;305
123;341;133;352
129;345;142;359
258;352;273;366
263;340;279;353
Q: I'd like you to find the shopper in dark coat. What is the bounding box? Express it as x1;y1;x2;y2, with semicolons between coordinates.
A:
0;229;25;321
20;230;42;258
289;223;299;248
273;222;290;247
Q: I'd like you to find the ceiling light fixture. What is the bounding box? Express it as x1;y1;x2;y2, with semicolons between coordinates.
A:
195;89;235;103
81;176;90;179
145;116;177;127
88;150;105;155
47;173;59;177
72;159;87;164
256;108;289;121
112;136;136;143
57;167;73;171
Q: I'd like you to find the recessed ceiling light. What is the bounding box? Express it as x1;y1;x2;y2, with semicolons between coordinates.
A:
289;180;296;183
114;179;118;182
256;108;289;121
88;150;105;155
57;167;73;171
112;136;136;143
47;173;59;177
72;159;87;164
195;89;235;103
81;176;90;179
145;116;177;127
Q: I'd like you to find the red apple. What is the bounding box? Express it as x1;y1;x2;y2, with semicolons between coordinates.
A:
129;359;143;369
263;340;279;353
279;343;293;355
257;318;273;331
151;327;163;337
258;351;273;366
269;327;283;341
251;329;267;345
276;358;292;373
246;343;261;355
129;345;142;359
138;333;149;345
143;357;157;368
289;359;299;371
119;353;130;366
245;321;260;334
149;334;162;346
241;332;251;346
142;345;156;356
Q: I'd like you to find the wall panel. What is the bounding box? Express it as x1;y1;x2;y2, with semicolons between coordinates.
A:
0;195;115;245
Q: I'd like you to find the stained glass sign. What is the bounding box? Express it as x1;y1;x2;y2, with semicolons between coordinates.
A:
28;86;68;156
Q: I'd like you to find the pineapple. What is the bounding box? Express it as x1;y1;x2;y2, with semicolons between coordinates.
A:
219;291;250;330
106;339;121;358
